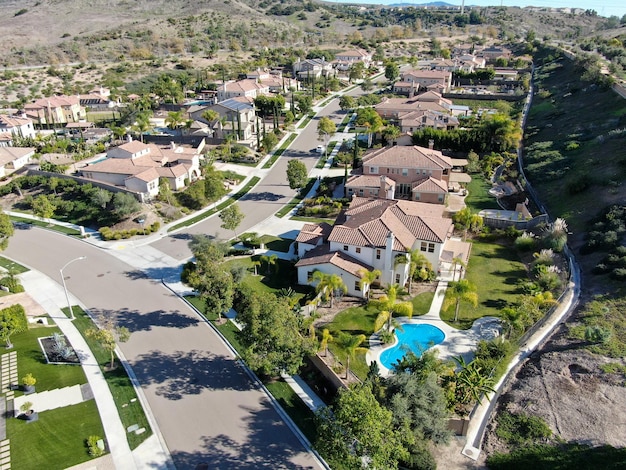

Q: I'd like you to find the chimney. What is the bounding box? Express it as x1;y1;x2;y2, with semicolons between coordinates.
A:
428;139;434;150
383;231;395;285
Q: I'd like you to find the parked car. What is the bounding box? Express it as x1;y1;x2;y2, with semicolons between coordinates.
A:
316;145;325;153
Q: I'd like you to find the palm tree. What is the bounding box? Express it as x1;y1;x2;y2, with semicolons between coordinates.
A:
397;249;433;291
337;332;367;379
319;328;333;357
442;279;478;323
358;268;381;299
382;125;401;146
132;114;151;143
259;254;277;275
310;271;347;309
165;111;184;133
251;260;260;276
369;284;413;329
201;109;219;124
501;307;525;339
451;256;467;282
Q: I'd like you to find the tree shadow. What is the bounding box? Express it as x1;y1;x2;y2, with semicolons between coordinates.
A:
88;307;200;333
129;349;254;399
124;266;183;284
242;191;284;202
171;232;193;240
482;298;509;309
164;400;317;469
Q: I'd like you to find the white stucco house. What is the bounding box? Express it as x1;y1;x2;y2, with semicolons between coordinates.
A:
82;140;203;198
295;197;465;299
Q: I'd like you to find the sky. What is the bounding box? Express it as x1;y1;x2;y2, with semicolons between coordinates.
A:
333;1;626;19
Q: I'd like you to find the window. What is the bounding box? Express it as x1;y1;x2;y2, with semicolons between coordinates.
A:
358;189;364;196
356;247;361;254
402;168;408;176
438;194;444;202
414;193;421;201
376;249;381;260
395;273;401;284
421;242;435;253
355;281;361;291
307;271;314;281
343;245;349;251
369;166;376;173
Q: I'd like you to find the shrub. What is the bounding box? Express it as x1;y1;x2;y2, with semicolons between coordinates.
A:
86;435;104;457
495;411;552;445
514;232;536;251
0;276;25;293
584;325;612;344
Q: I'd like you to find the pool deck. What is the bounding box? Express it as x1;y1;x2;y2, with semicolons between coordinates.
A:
366;281;501;376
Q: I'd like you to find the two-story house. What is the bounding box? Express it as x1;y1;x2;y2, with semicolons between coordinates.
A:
345;144;452;204
295;197;454;298
216;79;270;102
0;114;36;145
23;96;85;125
333;48;372;71
292;58;334;80
189;98;257;141
400;69;452;93
0;147;35;177
82;140;202;198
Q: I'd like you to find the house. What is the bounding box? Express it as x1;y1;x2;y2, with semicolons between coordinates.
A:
0;147;35;177
0;114;36;145
189;98;257;141
23;96;85;125
400;69;452;93
333;49;372;71
292;58;334;80
374;92;452;120
295;197;456;298
397;109;459;133
345;144;452;204
82;140;202;198
480;46;512;62
392;81;420;96
216;79;270;102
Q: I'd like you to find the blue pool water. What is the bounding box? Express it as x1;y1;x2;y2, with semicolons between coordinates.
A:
379;324;445;370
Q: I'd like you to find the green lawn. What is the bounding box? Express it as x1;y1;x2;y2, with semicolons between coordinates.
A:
70;307;151;450
7;325;87;395
465;175;499;212
262;134;297;169
411;290;436;316
0;256;29;274
9;216;82;236
7;400;106;470
443;240;526;329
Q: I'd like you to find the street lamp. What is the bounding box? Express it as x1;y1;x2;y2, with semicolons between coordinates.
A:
60;256;86;320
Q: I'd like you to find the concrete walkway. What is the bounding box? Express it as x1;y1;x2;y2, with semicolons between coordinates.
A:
17;270;173;470
13;384;84;414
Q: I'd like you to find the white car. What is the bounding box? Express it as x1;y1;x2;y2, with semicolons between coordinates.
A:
316;145;325;153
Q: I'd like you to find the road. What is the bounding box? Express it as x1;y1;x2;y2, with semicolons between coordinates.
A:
4;227;321;470
150;92;357;262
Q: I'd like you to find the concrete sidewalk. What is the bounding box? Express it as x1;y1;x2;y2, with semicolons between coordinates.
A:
16;269;173;470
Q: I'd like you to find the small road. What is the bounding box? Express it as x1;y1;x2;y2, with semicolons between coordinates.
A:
5;227;321;469
150;88;362;261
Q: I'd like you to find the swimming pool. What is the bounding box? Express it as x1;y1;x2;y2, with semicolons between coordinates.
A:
379;324;445;370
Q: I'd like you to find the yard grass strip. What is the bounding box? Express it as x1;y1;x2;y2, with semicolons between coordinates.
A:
262;133;296;169
298;114;314;129
167;176;260;232
275;178;316;218
0;255;29;273
315;141;337;169
69;306;152;450
10;216;82;236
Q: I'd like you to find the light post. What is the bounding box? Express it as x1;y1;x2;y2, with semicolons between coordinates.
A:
60;256;86;320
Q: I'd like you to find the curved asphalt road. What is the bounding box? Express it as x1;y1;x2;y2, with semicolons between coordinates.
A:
150;90;360;262
5;228;320;470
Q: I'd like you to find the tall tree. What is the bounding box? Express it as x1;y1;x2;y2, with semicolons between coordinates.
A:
188;263;234;321
31;194;55;222
112;192;140;219
338;95;357;112
286;159;308;193
219;203;244;239
317;116;336;154
384;62;400;82
319;328;333;357
315;384;408;469
236;287;315;376
337;332;367;379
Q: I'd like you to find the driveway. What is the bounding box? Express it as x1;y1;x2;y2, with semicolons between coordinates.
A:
4;227;321;469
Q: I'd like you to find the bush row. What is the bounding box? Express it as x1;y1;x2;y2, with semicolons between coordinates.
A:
99;222;160;241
